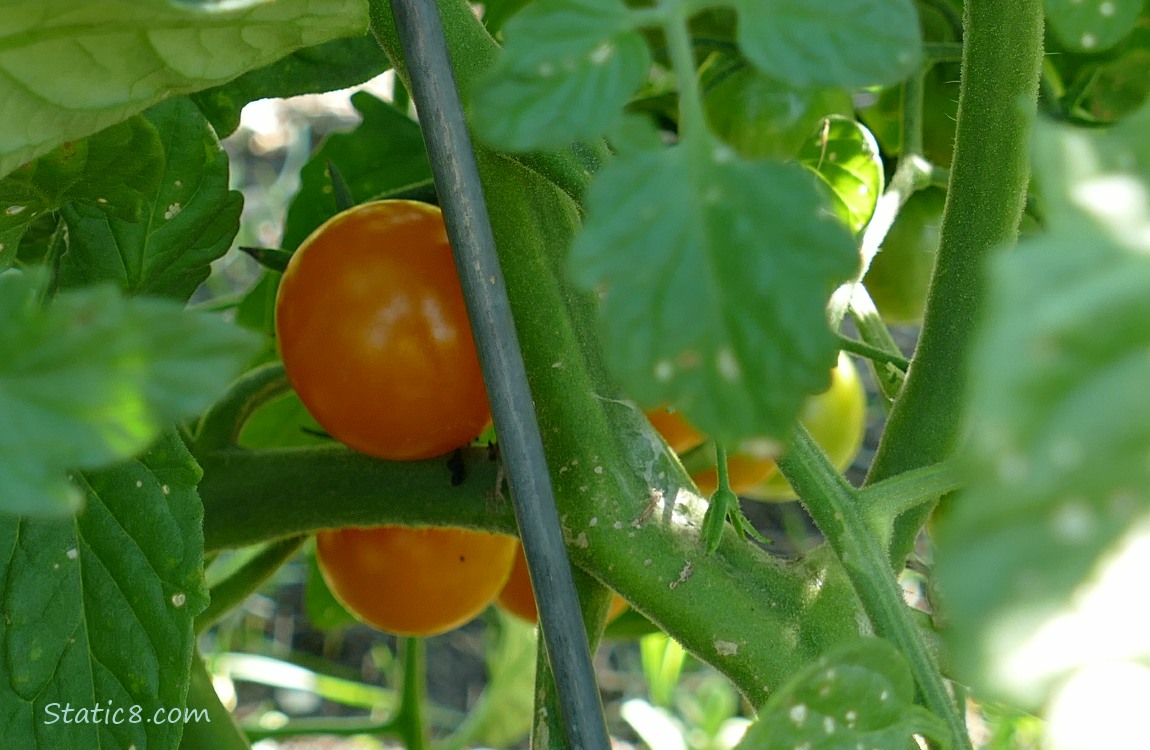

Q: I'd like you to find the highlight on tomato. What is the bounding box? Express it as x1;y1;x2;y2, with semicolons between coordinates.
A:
315;525;518;637
497;542;628;625
275;200;490;461
743;352;867;501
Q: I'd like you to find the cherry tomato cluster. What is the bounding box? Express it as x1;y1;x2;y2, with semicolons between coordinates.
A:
276;200;517;637
647;352;867;501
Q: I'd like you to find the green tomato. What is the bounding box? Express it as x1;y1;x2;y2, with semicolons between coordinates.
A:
743;352;867;502
704;62;854;161
864;187;946;325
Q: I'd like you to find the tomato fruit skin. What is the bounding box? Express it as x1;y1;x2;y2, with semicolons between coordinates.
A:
497;542;627;625
864;188;946;325
691;453;778;497
645;405;706;454
276;200;490;461
316;525;517;637
743;352;867;501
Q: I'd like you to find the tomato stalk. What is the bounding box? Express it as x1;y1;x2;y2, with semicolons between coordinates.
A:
776;425;972;750
395;637;429;750
858;461;964;548
865;0;1045;565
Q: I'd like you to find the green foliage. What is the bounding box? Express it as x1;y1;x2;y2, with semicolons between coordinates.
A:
192;33;391;137
0;271;260;516
735;639;948;750
798;116;884;235
936;101;1150;709
0;431;208;750
0;117;161;268
471;0;651;150
0;0;368;179
1045;0;1142;53
732;0;923;89
702;60;854;162
57;98;243;300
568;143;858;444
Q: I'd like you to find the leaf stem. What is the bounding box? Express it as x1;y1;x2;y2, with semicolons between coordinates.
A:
658;0;707;141
396;637;429;750
836;334;909;372
777;426;971;750
859;461;964;544
195;536;306;633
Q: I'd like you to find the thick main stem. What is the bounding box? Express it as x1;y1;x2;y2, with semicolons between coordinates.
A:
866;0;1045;565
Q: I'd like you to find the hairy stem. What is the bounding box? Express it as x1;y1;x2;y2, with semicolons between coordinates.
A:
865;0;1045;565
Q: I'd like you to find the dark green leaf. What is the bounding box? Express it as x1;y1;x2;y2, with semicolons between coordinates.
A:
568;142;857;445
0;0;368;179
736;638;948;749
57;97;242;301
471;0;651;150
798;116;884;235
0;431;207;749
0;270;261;517
281;92;432;252
732;0;922;89
482;0;536;35
936;104;1150;708
191;33;392;138
1046;0;1140;53
0;116;163;267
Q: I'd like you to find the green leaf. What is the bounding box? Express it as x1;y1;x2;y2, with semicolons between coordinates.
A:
702;60;855;162
281;92;433;252
735;638;948;750
798;116;884;235
57;97;243;301
568;142;857;445
191;33;391;138
0;431;208;750
936;104;1150;709
0;116;163;268
0;0;368;180
732;0;922;89
471;0;651;150
1046;0;1140;53
482;0;537;35
0;270;261;517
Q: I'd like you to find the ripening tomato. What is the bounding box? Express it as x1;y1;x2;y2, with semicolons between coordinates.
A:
497;542;628;624
316;525;518;637
276;200;490;461
744;352;867;501
645;405;706;454
864;188;946;325
690;453;779;497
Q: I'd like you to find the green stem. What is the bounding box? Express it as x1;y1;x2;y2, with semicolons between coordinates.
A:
178;654;251;750
901;70;926;158
396;637;428;750
199;446;511;551
859;461;964;545
865;0;1045;566
195;536;306;633
659;0;706;140
777;426;971;750
192;362;292;456
836;334;909;372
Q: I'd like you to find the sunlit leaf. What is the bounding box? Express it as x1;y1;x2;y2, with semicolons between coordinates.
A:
798;116;884;235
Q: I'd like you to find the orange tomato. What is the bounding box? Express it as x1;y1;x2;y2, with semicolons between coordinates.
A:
316;525;517;637
691;453;779;496
276;200;490;460
497;543;628;624
646;405;706;454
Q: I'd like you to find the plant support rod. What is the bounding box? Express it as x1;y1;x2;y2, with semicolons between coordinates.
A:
385;1;612;748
